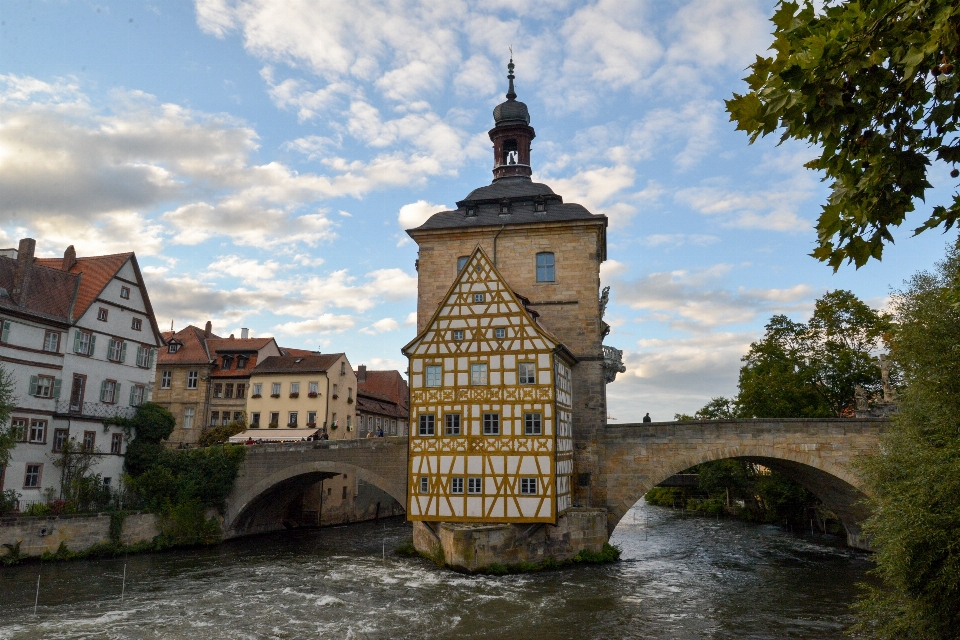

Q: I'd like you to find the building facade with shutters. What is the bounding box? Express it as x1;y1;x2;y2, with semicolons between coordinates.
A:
0;239;163;504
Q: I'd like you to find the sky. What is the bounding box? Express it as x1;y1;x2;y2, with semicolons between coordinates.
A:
0;0;955;422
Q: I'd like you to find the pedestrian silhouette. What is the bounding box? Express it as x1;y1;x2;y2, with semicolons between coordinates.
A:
642;413;651;423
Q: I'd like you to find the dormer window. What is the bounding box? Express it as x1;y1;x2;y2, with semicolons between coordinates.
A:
237;356;248;369
499;199;510;215
221;356;233;369
167;342;181;354
534;198;546;213
466;206;477;217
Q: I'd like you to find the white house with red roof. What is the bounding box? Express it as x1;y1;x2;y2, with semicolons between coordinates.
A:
0;238;163;508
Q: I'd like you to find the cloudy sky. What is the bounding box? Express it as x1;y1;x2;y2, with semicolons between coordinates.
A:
0;0;953;421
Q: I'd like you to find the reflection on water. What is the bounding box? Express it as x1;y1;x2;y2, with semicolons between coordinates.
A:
0;500;871;639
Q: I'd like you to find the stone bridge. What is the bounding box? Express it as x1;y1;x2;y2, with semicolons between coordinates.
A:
224;437;408;538
593;418;887;549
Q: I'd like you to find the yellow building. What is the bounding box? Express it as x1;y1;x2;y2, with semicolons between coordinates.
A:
403;246;575;523
246;354;358;439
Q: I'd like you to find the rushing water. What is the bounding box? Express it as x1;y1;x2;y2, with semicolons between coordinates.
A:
0;500;872;639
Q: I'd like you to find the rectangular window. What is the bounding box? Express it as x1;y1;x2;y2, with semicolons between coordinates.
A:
468;477;482;494
82;430;95;452
187;371;198;389
332;384;338;397
473;293;484;303
97;307;108;321
131;318;142;331
290;382;300;395
213;383;223;398
11;418;27;442
269;412;280;426
308;381;319;395
453;330;464;341
221;413;230;426
252;383;262;397
131;385;145;406
111;433;123;455
271;382;281;396
470;363;488;385
221;356;232;370
340;362;346;376
33;375;55;398
236;383;246;398
29;420;47;444
458;256;468;272
451;477;464;494
24;464;41;489
536;252;555;282
211;410;220;426
520;478;538;495
518;363;536;385
233;411;243;424
136;345;150;368
160;370;172;389
483;413;500;436
444;414;461;436
74;330;94;356
183;407;195;429
43;331;60;352
69;374;86;412
52;428;69;452
307;411;317;425
419;476;429;494
524;412;542;435
101;379;118;404
425;365;442;387
289;412;298;427
120;286;130;299
494;328;506;339
251;412;261;427
168;342;180;354
224;383;234;399
107;338;125;362
236;356;248;369
418;414;435;436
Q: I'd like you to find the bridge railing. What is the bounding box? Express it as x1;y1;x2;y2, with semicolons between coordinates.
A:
239;435;408;454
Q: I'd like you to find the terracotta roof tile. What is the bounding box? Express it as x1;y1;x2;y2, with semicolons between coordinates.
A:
157;325;218;365
0;256;78;323
35;253;133;321
279;347;318;357
358;370;409;409
252;354;343;374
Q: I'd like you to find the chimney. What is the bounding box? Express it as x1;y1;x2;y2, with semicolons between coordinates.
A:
241;328;249;339
11;238;36;303
62;245;77;271
357;365;367;383
204;320;212;337
229;333;235;339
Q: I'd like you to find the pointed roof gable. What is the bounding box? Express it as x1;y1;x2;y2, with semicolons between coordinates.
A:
402;245;572;360
158;324;219;365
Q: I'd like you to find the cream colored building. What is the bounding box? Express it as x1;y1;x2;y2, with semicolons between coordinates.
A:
246;353;358;439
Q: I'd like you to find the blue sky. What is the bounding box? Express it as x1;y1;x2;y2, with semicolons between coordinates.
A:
0;0;954;421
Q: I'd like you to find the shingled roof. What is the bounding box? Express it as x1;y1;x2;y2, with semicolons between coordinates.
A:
159;325;217;365
252;354;343;374
0;256;78;323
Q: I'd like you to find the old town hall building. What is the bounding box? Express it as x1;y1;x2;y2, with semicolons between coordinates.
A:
403;61;622;566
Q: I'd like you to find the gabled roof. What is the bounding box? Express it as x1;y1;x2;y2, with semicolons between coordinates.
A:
402;245;573;363
358;370;409;410
0;256;78;323
35;253;132;321
280;347;319;357
158;325;218;365
356;389;407;419
207;337;275;353
251;353;344;375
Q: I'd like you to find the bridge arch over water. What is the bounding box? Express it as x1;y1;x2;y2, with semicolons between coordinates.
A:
224;438;408;538
597;418;886;549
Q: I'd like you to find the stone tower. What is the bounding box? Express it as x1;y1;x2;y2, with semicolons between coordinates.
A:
403;61;623;569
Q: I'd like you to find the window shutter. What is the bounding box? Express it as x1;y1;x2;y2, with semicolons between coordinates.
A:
29;375;39;396
114;383;121;403
136;345;143;366
120;341;127;363
129;385;136;406
100;379;108;402
148;348;155;368
52;378;62;399
0;320;9;342
89;334;96;356
73;329;82;353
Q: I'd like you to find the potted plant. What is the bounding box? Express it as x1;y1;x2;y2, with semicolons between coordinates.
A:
268;422;279;429
306;421;317;428
347;396;354;404
251;393;262;399
308;391;318;398
289;392;299;398
330;421;338;430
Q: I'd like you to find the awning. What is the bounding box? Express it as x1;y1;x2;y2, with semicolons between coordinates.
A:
229;427;321;443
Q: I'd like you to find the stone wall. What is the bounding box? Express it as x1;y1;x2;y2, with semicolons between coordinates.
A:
0;512;159;559
413;508;607;572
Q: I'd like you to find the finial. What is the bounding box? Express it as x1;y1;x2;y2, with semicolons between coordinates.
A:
506;50;516;101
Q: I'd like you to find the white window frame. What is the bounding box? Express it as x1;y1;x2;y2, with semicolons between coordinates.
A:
120;286;130;299
308;381;319;395
468;477;482;494
524;412;542;436
494;328;506;339
482;413;500;436
418;414;435;436
43;330;60;353
183;407;195;429
97;307;108;321
473;293;484;303
101;379;118;404
451;477;464;494
28;420;47;444
132;318;142;331
520;478;538;495
290;382;300;394
288;412;298;427
419;476;429;494
425;365;442;387
34;375;54;399
271;382;281;396
444;414;461;436
518;362;536;385
470;363;488;385
453;330;464;341
252;383;263;397
160;370;172;389
23;464;42;489
186;371;198;389
131;384;145;406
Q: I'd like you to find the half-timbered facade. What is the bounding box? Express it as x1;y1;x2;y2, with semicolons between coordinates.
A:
403;246;575;523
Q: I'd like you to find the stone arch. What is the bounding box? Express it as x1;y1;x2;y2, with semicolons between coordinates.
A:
226;461;406;536
605;444;872;549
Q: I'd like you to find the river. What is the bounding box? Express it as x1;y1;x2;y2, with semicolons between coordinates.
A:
0;500;872;639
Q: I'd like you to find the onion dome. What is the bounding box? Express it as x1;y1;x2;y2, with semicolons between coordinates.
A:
493;58;530;126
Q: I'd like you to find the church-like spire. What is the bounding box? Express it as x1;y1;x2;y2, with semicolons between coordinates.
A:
506;57;517;101
490;55;535;181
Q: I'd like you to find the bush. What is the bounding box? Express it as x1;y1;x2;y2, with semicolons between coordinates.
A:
0;489;20;515
198;421;247;447
128;444;245;513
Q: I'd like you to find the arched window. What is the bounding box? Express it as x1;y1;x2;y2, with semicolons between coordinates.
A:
536;252;555;282
501;139;518;165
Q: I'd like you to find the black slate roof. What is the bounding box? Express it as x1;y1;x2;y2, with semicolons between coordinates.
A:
461;177;557;204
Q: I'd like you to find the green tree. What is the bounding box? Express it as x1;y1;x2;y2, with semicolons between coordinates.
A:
853;241;960;639
107;402;176;477
727;0;960;269
0;365;18;469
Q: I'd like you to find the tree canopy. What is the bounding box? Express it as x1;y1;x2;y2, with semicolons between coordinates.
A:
0;365;17;469
727;0;960;269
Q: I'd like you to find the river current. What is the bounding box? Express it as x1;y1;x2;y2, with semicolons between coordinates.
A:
0;500;871;639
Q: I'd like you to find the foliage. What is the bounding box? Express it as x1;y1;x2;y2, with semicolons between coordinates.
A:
0;489;20;515
738;290;890;417
852;241;960;639
727;0;960;269
107;402;176;477
198;420;247;447
127;444;245;514
51;438;112;512
0;364;17;468
1;541;23;566
154;500;223;548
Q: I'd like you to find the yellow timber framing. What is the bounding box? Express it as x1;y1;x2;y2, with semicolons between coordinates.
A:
402;245;576;524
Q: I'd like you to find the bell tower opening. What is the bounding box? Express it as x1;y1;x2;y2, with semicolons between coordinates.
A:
490;58;535;181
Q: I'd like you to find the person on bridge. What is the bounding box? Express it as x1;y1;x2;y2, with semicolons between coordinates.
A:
643;413;652;423
377;427;384;437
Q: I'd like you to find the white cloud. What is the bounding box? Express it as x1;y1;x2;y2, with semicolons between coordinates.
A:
644;234;720;248
274;314;356;336
398;200;447;231
360;317;400;335
404;311;418;326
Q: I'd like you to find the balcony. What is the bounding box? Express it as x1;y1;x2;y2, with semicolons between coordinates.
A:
602;345;626;384
55;401;137;420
